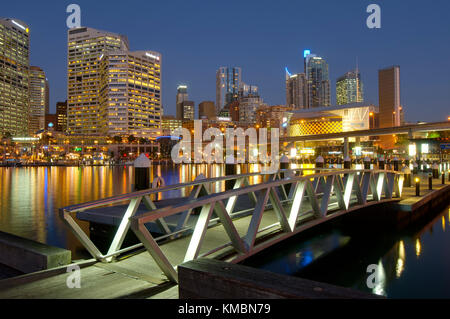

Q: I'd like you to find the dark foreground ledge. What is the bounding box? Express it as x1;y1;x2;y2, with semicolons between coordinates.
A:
178;259;383;299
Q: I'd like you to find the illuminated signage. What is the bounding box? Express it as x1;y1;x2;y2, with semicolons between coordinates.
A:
11;20;26;31
300;148;315;155
145;52;160;60
12;137;39;142
303;49;311;58
421;144;429;154
217;117;231;122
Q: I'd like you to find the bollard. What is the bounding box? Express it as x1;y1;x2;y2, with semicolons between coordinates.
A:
428;173;432;190
402;166;411;187
442;171;446;185
315;155;324;173
225;155;237;191
415;177;420;196
363;157;371;170
393;157;399;172
344;156;351;169
449;170;450;183
133;153;151;191
432;163;439;179
378;155;385;170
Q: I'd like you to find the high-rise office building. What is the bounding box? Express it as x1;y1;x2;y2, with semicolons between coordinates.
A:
0;18;30;137
378;66;401;128
216;67;241;114
285;68;307;110
67;27;129;135
378;66;401;149
305;52;330;108
29;66;49;134
99;50;162;137
56;100;68;132
176;101;194;121
238;83;263;124
198;101;216;120
336;70;363;105
176;85;188;105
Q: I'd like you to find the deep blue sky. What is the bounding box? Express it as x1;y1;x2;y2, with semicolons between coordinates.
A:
3;0;450;122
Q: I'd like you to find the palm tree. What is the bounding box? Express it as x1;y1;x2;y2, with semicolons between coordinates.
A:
112;135;122;144
127;135;136;144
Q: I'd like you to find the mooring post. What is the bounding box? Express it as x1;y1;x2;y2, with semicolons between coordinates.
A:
344;156;351;170
225;155;236;191
378;155;385;170
134;153;151;191
415;177;420;196
363;156;371;170
428;173;433;190
393;157;399;172
402;166;412;187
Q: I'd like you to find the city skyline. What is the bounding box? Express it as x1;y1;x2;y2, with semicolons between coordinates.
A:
1;0;450;123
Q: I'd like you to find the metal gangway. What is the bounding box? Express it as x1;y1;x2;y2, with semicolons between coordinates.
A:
60;168;404;283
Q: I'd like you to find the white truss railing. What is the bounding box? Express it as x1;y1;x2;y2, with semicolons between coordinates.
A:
129;169;404;283
60;168;321;262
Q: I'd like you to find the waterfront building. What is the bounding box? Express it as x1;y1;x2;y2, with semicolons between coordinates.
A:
176;101;195;121
378;66;401;149
285;68;307;109
336;70;363;105
305;52;331;108
0;18;30;137
56;101;68;132
67;27;129;135
29;66;49;134
198;101;216;120
288;103;377;137
216;67;241;115
99;50;162;138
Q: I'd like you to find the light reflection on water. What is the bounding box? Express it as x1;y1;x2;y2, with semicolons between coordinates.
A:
0;163;274;258
243;205;450;298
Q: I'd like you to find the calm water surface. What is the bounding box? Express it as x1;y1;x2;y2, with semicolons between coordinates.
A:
0;164;238;258
242;204;450;298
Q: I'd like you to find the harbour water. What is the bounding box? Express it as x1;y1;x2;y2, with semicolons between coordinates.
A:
242;204;450;298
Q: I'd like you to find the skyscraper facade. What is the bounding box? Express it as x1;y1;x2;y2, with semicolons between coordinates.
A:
238;83;263;124
99;50;162;137
176;85;188;105
0;18;30;137
378;66;401;128
305;53;330;108
176;101;194;121
285;68;307;110
336;70;363;105
67;27;129;135
56;101;68;132
216;67;241;114
29;66;49;134
378;66;401;149
198;101;216;120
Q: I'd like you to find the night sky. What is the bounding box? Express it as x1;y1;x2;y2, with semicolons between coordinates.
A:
2;0;450;122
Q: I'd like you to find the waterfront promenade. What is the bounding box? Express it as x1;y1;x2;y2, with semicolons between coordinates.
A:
0;170;448;299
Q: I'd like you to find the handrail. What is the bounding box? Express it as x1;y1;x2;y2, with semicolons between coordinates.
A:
60;168;404;273
127;169;403;283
